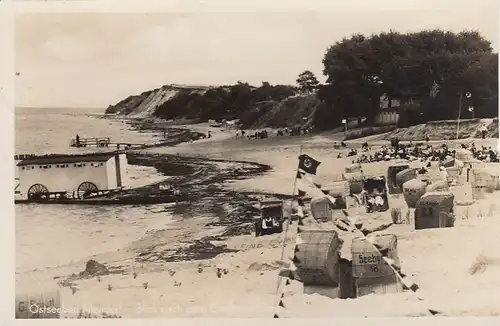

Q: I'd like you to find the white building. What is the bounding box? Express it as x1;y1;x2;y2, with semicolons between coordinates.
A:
374;109;400;126
16;153;128;200
376;94;421;126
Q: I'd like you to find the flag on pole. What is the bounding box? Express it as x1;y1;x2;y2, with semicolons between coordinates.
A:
429;80;440;98
298;154;321;175
294;153;326;207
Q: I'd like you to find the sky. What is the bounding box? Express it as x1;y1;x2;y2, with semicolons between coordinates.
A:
13;1;499;109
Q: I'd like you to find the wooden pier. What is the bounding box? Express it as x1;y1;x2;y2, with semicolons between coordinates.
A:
69;137;148;149
69;137;111;148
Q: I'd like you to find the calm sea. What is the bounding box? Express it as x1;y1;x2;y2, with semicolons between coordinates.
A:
15;107;174;273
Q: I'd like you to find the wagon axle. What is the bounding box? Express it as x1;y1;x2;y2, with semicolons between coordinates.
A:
25;182;113;201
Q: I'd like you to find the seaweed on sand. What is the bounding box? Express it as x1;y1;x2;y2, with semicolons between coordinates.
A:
137;237;239;263
126;152;298;262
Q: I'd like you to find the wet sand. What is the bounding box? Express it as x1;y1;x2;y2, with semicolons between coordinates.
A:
16;122;500;318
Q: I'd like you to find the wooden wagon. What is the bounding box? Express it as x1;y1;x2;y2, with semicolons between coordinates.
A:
16;153;128;201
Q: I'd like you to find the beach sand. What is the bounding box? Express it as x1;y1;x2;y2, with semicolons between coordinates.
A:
17;124;500;318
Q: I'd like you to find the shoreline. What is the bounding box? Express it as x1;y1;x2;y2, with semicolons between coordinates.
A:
16;118;290;287
16;115;500;318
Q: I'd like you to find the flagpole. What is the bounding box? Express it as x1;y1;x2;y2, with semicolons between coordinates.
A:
283;145;303;253
276;144;303;274
272;144;303;315
456;92;463;140
291;145;303;198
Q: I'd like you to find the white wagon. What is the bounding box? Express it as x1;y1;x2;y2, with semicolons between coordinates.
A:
16;153;128;200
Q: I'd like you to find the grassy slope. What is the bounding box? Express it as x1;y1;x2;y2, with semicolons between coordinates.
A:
384;118;498;141
245;94;319;129
105;84;497;140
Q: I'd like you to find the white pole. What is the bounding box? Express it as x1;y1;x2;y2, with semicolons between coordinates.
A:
456;93;463;140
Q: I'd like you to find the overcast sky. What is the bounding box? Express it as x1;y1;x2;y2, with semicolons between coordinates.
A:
14;2;499;109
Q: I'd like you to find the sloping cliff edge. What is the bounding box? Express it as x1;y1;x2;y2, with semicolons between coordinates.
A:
105;84;320;130
105;84;211;119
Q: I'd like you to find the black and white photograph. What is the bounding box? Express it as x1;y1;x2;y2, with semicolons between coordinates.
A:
10;0;500;319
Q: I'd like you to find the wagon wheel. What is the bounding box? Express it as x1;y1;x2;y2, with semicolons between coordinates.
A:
28;184;49;200
77;182;98;199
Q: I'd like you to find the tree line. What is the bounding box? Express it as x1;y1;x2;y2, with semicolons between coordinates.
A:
153;82;297;127
150;29;497;130
315;29;498;130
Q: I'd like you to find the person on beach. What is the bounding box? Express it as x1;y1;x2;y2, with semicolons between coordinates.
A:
480;124;488;139
75;134;80;147
366;194;376;212
418;164;428;174
373;188;385;208
262;216;279;229
439;166;449;183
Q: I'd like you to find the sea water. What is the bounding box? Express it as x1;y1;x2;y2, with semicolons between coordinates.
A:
15;107;173;272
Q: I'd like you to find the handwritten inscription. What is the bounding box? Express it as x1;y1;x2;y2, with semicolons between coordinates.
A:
239;236;295;250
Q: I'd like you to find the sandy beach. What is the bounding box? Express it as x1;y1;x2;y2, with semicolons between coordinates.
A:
16;122;500;318
12;8;500;320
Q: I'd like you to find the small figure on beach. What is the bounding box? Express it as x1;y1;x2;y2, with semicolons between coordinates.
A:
480;123;488;139
439;166;448;182
75;134;80;147
347;148;357;157
372;188;385;208
262;216;279;229
390;137;400;150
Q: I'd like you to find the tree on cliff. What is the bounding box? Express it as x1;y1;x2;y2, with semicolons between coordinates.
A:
153;82;298;125
296;70;320;93
316;29;497;129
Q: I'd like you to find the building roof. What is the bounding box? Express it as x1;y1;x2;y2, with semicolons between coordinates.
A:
17;153;116;166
